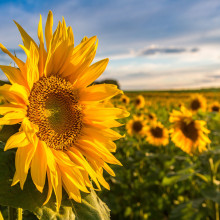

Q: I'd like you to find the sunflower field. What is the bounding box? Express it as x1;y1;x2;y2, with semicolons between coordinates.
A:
0;10;219;220
97;90;220;220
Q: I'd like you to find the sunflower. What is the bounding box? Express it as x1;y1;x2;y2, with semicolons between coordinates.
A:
134;95;145;109
145;121;169;146
120;94;130;105
126;116;147;137
209;101;220;113
189;94;206;112
169;107;210;155
0;11;129;210
146;112;157;123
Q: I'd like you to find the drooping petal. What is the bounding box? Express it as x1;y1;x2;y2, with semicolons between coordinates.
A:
0;43;26;73
4;131;30;151
31;141;47;193
21;117;38;144
12;138;38;189
0;65;27;87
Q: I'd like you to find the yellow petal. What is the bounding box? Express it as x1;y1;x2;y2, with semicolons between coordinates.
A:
0;65;27;87
0;44;26;73
31;141;47;193
21;117;38;144
80;84;122;102
14;140;37;189
4;131;30;151
14;20;38;50
38;14;46;78
26;42;39;90
74;58;109;89
0;111;26;125
45;10;53;51
84;107;129;121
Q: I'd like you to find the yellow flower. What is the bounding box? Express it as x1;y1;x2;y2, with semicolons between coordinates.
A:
189;94;206;112
120;94;130;105
146;112;157;123
209;101;220;113
145;121;169;146
0;11;129;210
126;116;146;137
169;107;210;155
134;95;145;109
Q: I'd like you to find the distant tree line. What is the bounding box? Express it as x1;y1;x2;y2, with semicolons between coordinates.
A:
94;79;120;89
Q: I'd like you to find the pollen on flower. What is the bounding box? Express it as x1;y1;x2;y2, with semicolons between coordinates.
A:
27;76;83;150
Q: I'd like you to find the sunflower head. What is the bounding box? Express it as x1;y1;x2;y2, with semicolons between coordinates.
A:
120;94;130;105
169;107;210;155
134;95;145;109
0;11;129;210
126;115;146;137
209;101;220;113
189;94;207;113
146;112;157;123
145;121;169;146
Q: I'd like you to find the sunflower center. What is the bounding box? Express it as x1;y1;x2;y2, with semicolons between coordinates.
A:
27;76;83;150
212;106;219;112
150;127;163;138
132;121;143;132
190;99;200;110
135;99;141;105
180;121;198;142
148;114;153;120
122;98;127;103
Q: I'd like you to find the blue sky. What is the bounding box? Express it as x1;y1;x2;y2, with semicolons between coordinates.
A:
0;0;219;90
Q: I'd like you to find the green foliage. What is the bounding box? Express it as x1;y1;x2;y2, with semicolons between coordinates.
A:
0;142;110;220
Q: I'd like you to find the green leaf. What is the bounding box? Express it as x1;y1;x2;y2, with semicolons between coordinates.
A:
0;124;20;142
0;143;110;220
201;186;220;204
170;199;205;220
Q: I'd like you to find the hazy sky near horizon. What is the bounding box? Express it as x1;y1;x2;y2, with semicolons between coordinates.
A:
0;0;219;90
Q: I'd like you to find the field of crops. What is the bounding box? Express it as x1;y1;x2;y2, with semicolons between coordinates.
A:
98;90;220;220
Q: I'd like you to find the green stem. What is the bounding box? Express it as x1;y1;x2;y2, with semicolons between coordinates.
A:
8;207;23;220
8;207;17;220
209;157;219;220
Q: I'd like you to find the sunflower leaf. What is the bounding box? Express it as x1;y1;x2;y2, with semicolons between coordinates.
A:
0;142;110;220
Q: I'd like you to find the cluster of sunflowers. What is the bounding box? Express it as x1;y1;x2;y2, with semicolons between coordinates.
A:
118;93;217;156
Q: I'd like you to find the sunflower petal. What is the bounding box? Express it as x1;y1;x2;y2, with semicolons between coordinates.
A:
31;141;47;193
4;131;30;151
80;84;122;102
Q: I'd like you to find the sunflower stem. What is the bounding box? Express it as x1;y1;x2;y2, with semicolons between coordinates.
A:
8;207;16;220
208;156;219;220
8;207;22;220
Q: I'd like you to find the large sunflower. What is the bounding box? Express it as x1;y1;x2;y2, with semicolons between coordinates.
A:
145;121;169;146
189;94;206;113
0;11;129;210
169;107;210;155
